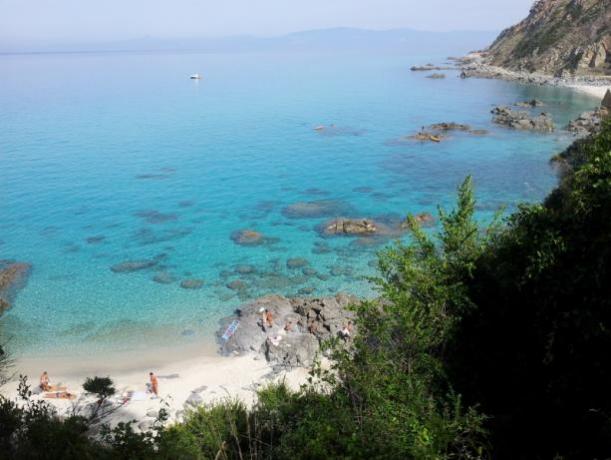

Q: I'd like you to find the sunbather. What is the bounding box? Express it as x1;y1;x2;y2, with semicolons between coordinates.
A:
40;371;50;391
149;372;159;397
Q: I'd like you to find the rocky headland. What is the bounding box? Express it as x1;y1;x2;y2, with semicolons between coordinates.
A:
456;0;611;93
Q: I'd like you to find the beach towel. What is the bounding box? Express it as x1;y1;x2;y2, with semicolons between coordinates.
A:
222;320;240;341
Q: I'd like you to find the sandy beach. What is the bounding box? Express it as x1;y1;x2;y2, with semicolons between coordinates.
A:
3;345;312;430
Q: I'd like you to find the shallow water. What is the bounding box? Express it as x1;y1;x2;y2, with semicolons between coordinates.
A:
0;51;598;357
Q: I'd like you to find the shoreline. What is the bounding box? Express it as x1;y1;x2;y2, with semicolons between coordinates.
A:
3;338;312;429
456;52;611;101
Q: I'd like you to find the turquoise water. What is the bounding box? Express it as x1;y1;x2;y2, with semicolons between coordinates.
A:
0;51;598;356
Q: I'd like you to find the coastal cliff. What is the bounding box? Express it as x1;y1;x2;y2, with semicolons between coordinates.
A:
487;0;610;76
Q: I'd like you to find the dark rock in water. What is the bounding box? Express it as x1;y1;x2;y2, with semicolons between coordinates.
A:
86;235;105;244
111;259;158;273
287;258;309;269
312;241;332;254
352;186;374;193
178;200;194;208
217;293;358;368
515;99;545;108
133;210;178;224
227;280;248;291
153;271;176;284
303;187;329;196
234;264;256;275
180;279;204;290
134;227;192;246
230;229;265;246
0;260;32;314
410;64;453;71
426;73;446;79
320;218;377;236
428;122;471;132
491;106;555;132
317;273;330;281
298;287;316;295
330;265;353;277
302;267;317;277
313;125;365;137
282;200;354;219
408;131;444;143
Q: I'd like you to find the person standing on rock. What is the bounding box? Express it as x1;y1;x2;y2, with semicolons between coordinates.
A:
149;372;159;397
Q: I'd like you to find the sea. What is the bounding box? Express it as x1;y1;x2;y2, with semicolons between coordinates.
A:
0;50;599;358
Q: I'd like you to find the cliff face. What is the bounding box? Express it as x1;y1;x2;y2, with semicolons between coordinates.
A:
487;0;611;76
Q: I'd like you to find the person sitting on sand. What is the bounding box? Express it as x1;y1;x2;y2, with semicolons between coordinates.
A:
40;371;50;391
284;320;294;333
149;372;159;397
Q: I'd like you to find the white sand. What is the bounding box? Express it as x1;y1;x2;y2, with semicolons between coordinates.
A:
565;84;610;100
2;348;312;429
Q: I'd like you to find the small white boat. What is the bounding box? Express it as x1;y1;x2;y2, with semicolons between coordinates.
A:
189;73;202;80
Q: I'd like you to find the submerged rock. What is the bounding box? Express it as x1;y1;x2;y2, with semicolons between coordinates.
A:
85;235;105;244
133;210;178;224
287;258;309;269
180;279;204;290
152;271;176;284
111;259;159;273
491;106;555;132
426;73;446;79
281;200;354;219
227;280;248;291
515;99;545;108
0;260;32;314
230;229;265;246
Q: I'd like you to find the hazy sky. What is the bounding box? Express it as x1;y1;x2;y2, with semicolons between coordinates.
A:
1;0;535;42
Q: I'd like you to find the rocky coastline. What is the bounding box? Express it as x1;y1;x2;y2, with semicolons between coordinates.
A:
216;293;358;369
455;52;611;93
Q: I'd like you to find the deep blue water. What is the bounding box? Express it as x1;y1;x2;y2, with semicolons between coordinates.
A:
0;51;598;356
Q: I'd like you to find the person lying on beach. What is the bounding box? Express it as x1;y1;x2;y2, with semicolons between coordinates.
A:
149;372;159;397
40;371;51;391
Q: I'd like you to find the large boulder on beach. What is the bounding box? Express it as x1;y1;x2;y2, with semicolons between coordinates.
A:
217;293;358;368
0;260;31;314
491;106;555;132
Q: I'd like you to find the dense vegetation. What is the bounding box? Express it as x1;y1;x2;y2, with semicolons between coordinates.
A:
1;121;610;459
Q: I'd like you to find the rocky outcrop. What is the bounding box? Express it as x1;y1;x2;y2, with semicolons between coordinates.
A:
491;106;555;132
217;294;358;368
321;218;377;236
0;260;32;314
567;107;609;136
486;0;611;76
516;99;545;108
410;64;453;71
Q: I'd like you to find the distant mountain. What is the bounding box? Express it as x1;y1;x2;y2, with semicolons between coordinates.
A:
486;0;611;76
0;28;498;55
